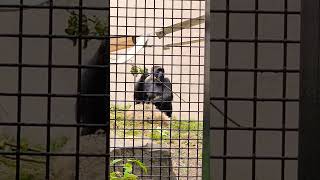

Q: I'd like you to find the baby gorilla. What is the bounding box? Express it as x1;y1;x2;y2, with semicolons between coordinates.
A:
134;66;173;118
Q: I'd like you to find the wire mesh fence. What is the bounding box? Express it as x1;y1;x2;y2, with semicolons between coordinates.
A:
208;0;300;179
0;0;110;179
109;0;205;179
0;0;205;179
0;0;302;179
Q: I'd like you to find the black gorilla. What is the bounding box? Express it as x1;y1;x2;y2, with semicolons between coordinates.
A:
134;66;173;118
78;40;109;136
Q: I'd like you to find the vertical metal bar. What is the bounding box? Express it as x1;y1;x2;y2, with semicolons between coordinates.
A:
76;0;83;179
187;1;192;177
113;0;119;173
252;0;259;179
105;0;111;178
170;1;174;178
160;0;165;178
299;0;320;179
223;1;230;179
178;0;183;177
142;0;147;177
197;2;204;179
281;0;288;180
16;0;24;179
46;0;53;179
202;0;211;179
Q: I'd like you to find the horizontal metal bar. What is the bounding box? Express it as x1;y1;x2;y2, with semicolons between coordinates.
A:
211;38;300;43
0;63;109;69
210;126;298;131
0;152;201;159
0;63;204;68
110;129;202;133
211;9;300;15
109;16;205;20
106;100;203;103
110;83;205;86
0;33;205;40
0;5;204;11
0;4;110;10
0;122;109;127
111;72;205;76
113;6;205;11
0;120;202;128
210;155;297;160
210;68;300;73
211;97;299;102
0;92;110;97
111;108;203;112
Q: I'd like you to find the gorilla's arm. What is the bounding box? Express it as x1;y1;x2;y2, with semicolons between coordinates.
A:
153;77;173;102
134;73;149;103
152;77;173;117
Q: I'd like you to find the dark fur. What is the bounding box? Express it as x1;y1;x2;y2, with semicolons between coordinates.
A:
134;66;173;117
78;40;109;136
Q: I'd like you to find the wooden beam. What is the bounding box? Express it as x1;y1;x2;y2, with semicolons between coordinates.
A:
110;36;136;52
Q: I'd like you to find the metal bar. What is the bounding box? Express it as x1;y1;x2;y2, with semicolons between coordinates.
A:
15;0;24;178
299;0;320;180
45;0;53;179
202;0;211;178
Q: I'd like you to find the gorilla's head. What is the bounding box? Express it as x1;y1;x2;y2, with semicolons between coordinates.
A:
151;66;165;82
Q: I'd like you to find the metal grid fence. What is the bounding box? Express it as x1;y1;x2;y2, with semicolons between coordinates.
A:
109;0;205;179
0;0;205;179
208;0;300;179
0;0;110;179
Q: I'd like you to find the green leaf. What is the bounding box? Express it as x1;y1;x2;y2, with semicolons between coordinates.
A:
127;159;148;174
91;16;107;37
65;28;75;35
111;159;123;166
123;162;133;174
130;66;139;76
123;173;137;180
110;172;122;180
138;67;148;74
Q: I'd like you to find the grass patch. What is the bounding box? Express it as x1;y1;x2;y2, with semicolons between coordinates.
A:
150;129;170;140
110;104;203;143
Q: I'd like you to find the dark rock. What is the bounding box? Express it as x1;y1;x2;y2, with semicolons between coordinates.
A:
50;133;176;180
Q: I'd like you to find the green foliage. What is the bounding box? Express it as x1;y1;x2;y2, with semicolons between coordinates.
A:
65;11;91;48
110;158;148;180
130;66;148;77
171;119;203;131
110;105;203;142
65;11;108;49
151;129;170;140
127;159;148;174
90;15;108;36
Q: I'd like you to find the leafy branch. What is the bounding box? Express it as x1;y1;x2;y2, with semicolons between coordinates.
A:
65;11;108;49
130;66;148;77
110;158;148;180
